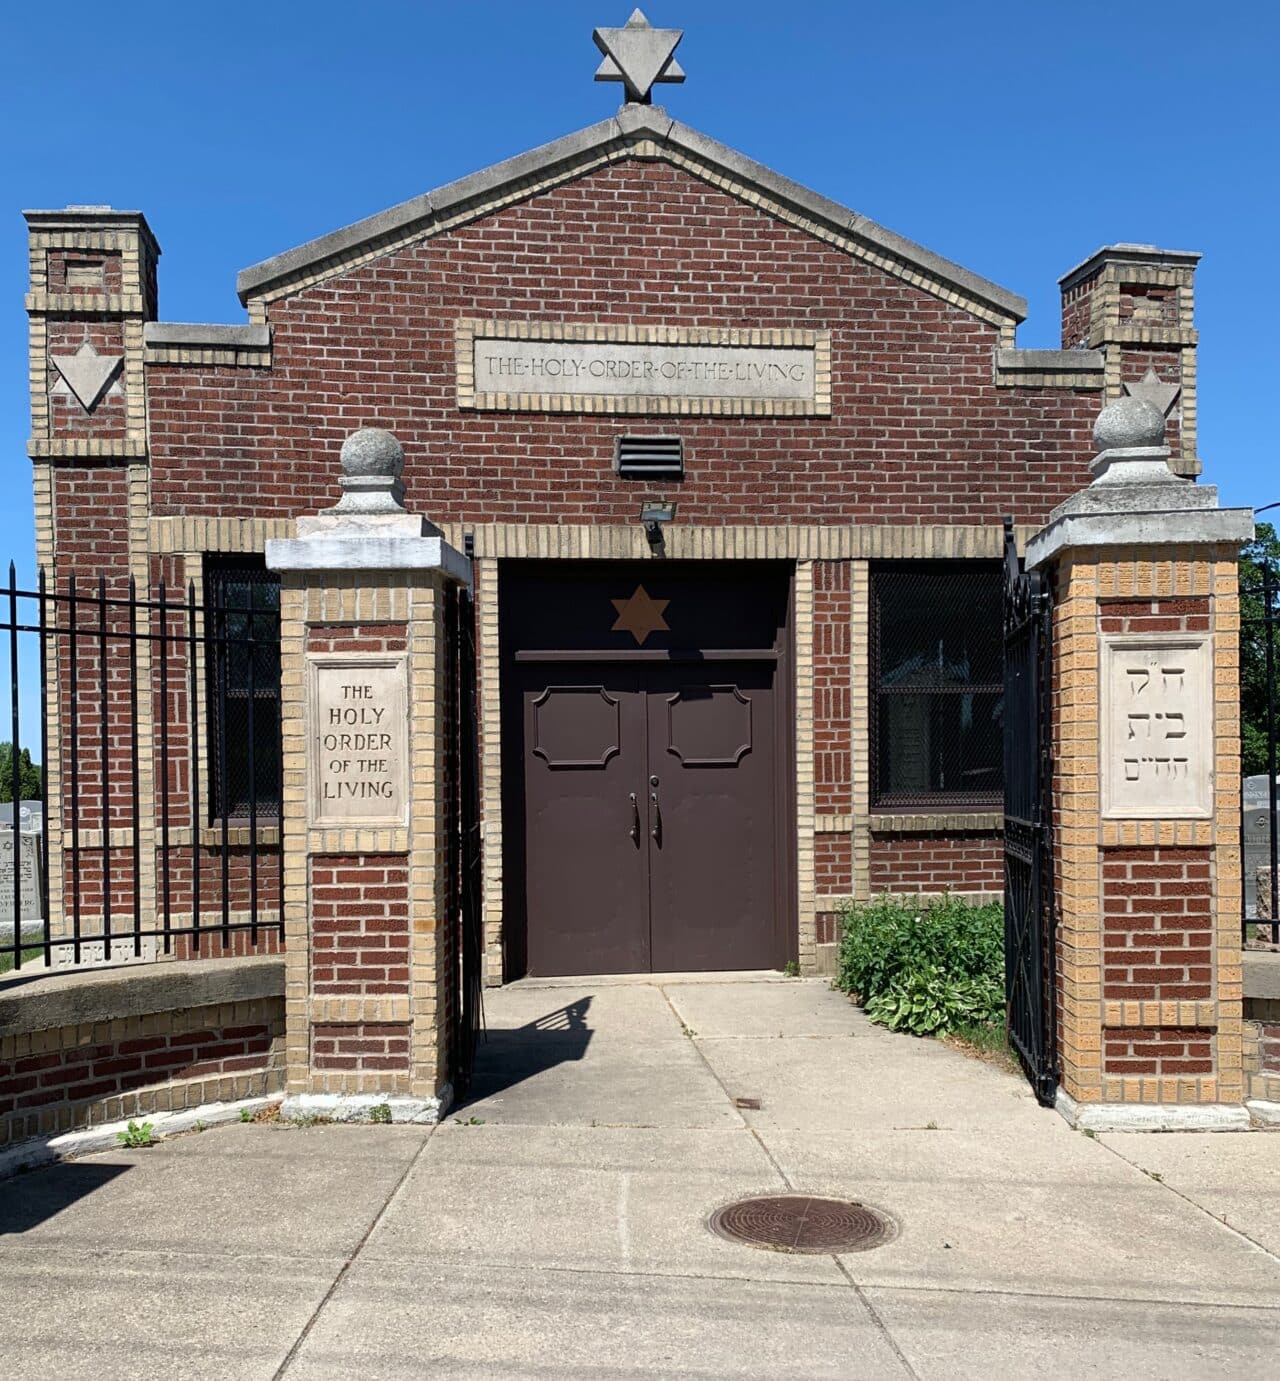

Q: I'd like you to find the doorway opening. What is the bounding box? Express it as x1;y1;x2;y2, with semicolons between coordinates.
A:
499;560;795;978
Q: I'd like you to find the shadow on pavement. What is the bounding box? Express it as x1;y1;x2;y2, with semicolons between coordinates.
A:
0;1159;131;1234
456;996;593;1108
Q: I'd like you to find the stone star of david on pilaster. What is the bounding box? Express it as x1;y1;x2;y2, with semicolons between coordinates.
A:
611;585;670;645
50;340;123;413
1123;366;1181;418
593;9;685;105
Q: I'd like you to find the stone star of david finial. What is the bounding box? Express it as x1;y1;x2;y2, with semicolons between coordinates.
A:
1123;366;1181;418
594;9;685;105
611;585;670;645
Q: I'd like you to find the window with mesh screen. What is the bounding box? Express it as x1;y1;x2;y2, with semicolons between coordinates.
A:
870;564;1003;809
205;556;282;820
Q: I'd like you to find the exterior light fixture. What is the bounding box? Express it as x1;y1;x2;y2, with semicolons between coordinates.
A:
641;500;676;550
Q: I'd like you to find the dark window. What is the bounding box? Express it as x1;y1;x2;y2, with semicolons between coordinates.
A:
205;556;281;820
871;564;1003;809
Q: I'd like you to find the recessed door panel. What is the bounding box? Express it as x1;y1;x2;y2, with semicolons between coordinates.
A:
647;664;777;972
520;669;649;976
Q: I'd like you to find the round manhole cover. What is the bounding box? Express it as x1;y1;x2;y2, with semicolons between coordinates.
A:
708;1194;896;1254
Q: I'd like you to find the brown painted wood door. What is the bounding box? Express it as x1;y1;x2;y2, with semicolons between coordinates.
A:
520;668;650;976
646;663;777;971
516;660;778;976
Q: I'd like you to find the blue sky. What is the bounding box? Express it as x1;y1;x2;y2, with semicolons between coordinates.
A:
1;0;1276;582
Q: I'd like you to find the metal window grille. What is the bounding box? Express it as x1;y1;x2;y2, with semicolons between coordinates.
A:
0;561;283;973
615;434;684;479
870;563;1004;809
205;557;282;822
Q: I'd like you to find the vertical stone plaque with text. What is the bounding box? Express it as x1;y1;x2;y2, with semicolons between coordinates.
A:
307;656;409;829
1101;635;1213;819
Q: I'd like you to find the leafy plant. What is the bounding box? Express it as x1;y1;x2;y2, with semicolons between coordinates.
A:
782;960;800;978
837;894;1004;1038
1240;522;1280;777
116;1120;156;1148
239;1107;254;1123
369;1102;392;1124
0;742;42;803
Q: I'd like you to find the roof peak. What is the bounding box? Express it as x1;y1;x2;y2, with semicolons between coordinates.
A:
235;106;1027;323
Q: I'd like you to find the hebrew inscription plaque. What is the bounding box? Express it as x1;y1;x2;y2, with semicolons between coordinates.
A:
1102;635;1213;819
308;656;408;829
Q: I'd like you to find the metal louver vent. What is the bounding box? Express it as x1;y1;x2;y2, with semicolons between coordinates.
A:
615;434;684;479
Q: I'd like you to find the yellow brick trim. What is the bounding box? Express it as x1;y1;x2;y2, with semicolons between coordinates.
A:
27;438;147;460
437;522;1027;563
476;559;505;987
308;996;411;1024
149;515;296;554
870;812;1003;833
1103;1000;1218;1029
25;292;148;316
794;562;816;969
406;576;451;1093
849;560;871;901
144;345;271;368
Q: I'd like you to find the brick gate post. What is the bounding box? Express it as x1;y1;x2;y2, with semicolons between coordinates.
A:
1026;396;1254;1129
266;429;470;1122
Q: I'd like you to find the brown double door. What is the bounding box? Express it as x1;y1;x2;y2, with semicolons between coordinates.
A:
502;563;790;977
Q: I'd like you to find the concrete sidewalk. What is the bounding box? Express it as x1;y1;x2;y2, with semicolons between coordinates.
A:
1;975;1277;1378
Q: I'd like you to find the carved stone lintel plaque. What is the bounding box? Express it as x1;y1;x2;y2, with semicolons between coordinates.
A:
1101;635;1213;820
307;655;408;829
455;320;832;416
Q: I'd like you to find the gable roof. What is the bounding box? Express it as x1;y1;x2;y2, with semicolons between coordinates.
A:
236;104;1027;325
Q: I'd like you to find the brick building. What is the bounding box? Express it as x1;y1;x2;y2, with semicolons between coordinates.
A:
24;18;1207;986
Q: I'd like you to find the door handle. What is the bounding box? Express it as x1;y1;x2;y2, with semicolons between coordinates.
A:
629;792;639;843
650;789;661;842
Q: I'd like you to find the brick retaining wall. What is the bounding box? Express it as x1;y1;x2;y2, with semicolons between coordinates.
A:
0;956;284;1147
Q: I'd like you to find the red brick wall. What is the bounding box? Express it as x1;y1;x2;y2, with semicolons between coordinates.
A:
144;161;1097;527
1060;275;1096;349
1101;847;1213;1002
310;855;410;996
47;248;124;295
305;624;408;654
870;832;1003;894
1098;596;1208;637
312;1022;411;1073
1103;1026;1214;1077
0;998;282;1145
815;833;852;893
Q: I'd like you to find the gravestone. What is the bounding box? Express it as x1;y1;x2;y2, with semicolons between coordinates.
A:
0;830;44;939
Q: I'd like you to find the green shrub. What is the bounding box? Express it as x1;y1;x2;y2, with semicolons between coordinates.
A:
837;894;1004;1037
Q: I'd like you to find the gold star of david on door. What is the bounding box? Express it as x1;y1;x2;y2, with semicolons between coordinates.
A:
611;585;669;646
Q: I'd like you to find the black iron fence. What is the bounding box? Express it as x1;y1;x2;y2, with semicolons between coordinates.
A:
1;563;283;973
1242;545;1279;943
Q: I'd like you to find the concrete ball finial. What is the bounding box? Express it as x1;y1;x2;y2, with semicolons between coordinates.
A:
1093;396;1166;453
340;427;404;480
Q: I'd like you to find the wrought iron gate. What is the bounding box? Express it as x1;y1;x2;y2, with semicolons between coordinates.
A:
448;566;485;1091
1001;518;1057;1105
